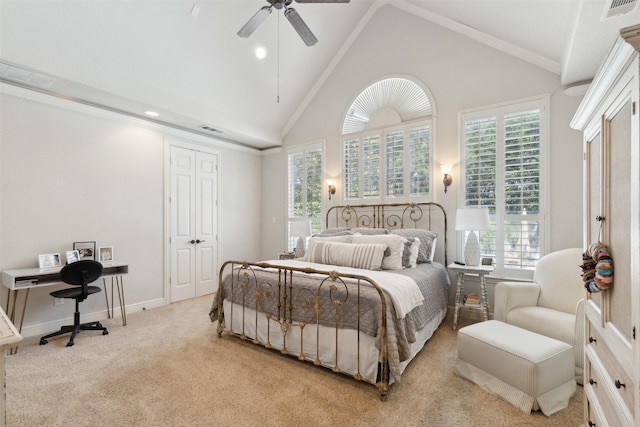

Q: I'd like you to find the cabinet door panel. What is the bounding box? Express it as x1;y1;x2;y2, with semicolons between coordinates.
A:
585;132;602;313
606;101;633;343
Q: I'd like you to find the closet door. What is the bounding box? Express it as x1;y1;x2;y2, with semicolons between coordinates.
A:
169;146;218;302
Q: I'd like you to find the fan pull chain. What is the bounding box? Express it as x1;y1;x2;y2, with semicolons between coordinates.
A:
277;12;280;104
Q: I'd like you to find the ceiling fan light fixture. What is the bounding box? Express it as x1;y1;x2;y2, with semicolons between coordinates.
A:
255;46;267;59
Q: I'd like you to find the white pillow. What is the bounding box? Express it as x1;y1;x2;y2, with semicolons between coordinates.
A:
304;240;387;270
351;234;407;270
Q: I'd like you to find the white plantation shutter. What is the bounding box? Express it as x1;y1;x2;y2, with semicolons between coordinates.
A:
503;109;541;268
464;117;498;258
343;138;359;200
342;121;432;202
385;130;404;198
409;125;430;197
341;77;433;203
287;144;323;250
462;98;546;276
363;135;381;199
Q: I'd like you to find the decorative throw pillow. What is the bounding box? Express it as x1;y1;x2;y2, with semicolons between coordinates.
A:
391;229;437;263
351;234;407;270
401;237;421;268
304;240;387;270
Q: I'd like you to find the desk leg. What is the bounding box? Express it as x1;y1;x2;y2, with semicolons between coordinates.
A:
102;278;111;319
116;276;126;326
6;289;28;355
103;276;126;326
479;273;490;321
453;272;465;330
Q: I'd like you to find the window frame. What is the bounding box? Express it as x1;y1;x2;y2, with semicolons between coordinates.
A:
459;95;550;279
286;141;325;250
342;118;434;204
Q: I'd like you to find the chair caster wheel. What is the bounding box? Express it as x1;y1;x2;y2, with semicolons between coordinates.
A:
103;330;109;335
40;339;48;345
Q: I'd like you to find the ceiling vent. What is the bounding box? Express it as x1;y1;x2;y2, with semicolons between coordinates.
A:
200;125;223;134
603;0;639;19
0;62;55;88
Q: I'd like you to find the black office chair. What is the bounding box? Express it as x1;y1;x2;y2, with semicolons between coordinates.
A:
40;259;108;347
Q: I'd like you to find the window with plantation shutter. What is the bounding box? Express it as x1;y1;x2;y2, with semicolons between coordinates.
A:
287;144;323;250
461;97;547;277
343;121;432;202
341;77;434;203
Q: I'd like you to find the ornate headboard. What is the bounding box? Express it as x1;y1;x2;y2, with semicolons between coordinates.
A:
325;202;448;265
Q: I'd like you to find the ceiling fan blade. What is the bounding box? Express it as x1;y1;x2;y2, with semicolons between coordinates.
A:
295;0;350;3
237;6;272;38
284;7;318;46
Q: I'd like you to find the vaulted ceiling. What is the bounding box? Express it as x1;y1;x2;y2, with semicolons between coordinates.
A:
1;0;639;149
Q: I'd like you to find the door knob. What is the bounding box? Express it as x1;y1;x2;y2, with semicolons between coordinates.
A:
188;240;196;244
196;239;205;244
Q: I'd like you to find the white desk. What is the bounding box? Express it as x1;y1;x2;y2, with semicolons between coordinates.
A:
1;261;128;351
447;263;494;330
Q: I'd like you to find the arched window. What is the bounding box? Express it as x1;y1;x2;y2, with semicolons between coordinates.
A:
342;77;435;202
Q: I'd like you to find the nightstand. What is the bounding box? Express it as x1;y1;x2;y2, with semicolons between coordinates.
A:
278;251;296;260
447;263;494;330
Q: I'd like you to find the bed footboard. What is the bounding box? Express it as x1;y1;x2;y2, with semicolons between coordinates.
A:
214;260;391;398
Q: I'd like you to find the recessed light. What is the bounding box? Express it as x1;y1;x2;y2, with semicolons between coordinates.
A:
144;110;159;117
255;46;267;60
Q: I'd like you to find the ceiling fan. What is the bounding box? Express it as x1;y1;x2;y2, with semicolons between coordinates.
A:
238;0;350;47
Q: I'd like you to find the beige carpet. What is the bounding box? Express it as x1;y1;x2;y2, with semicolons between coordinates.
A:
6;296;583;426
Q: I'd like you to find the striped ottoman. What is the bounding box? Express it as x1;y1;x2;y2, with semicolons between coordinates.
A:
454;320;576;416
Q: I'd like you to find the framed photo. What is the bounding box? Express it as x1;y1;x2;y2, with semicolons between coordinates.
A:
39;253;61;269
66;250;80;264
73;241;96;260
99;246;114;262
481;257;494;266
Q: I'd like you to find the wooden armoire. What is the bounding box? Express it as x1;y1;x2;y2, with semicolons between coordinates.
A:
571;24;640;427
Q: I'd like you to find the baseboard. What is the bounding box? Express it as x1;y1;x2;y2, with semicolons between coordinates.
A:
17;297;167;338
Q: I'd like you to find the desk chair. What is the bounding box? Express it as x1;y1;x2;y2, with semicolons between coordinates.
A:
40;260;108;347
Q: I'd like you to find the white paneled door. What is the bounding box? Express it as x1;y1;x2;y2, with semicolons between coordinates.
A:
170;146;218;302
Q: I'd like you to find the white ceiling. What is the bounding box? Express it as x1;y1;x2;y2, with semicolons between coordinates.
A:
1;0;640;150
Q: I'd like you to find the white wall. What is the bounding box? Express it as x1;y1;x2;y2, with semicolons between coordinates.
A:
262;6;585;281
0;87;262;337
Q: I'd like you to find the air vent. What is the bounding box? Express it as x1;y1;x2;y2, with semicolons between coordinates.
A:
603;0;638;19
0;62;55;88
200;125;223;133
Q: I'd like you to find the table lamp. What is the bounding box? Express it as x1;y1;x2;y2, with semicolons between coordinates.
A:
290;219;311;258
455;208;490;266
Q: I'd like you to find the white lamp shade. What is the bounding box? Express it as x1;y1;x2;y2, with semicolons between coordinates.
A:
455;208;490;231
289;220;311;237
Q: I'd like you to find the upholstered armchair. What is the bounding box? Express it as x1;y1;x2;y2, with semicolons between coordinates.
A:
494;248;585;384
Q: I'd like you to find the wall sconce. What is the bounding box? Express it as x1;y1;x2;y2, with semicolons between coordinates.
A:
441;165;453;193
327;180;336;200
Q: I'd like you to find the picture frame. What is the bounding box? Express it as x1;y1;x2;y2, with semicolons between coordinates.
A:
38;253;61;269
66;250;80;264
73;241;96;260
481;257;494;266
98;246;114;262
